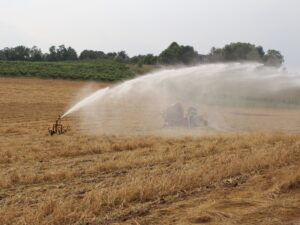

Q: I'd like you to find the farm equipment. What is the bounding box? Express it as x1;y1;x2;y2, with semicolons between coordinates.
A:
48;115;69;135
162;103;208;128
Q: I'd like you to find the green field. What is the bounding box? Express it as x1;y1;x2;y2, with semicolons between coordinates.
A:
0;60;135;81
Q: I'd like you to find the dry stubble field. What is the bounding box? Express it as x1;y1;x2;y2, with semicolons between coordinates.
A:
0;77;300;225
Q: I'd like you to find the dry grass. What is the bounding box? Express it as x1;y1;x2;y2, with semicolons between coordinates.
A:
0;77;299;225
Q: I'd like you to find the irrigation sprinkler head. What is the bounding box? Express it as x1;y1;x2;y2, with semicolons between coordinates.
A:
48;115;69;135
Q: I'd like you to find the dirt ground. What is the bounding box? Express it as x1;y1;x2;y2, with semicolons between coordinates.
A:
0;77;299;225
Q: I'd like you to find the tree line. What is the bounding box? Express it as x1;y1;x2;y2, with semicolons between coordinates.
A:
0;42;284;67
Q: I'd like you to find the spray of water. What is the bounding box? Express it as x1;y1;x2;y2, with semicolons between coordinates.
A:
63;63;300;134
63;87;110;117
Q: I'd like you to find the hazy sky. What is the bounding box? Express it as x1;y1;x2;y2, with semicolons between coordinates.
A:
1;0;299;68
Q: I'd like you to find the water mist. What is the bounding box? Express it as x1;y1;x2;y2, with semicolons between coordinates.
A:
63;63;300;134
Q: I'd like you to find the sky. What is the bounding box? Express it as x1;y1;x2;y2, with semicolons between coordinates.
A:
0;0;299;69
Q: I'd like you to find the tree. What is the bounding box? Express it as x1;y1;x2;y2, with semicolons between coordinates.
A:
255;46;265;59
264;49;284;67
116;51;129;62
159;42;181;64
131;54;158;65
79;50;105;60
158;42;199;65
2;46;30;60
130;55;144;64
48;46;57;61
209;47;223;62
56;45;68;60
2;47;13;60
223;43;256;61
0;43;285;68
29;46;43;61
106;52;117;59
143;54;157;65
47;45;77;61
66;47;78;60
179;45;199;64
208;42;266;63
14;46;30;60
0;50;6;60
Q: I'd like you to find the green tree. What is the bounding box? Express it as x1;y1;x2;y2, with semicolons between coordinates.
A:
2;46;31;60
14;46;30;60
263;49;284;67
106;52;117;59
158;42;199;65
0;50;6;60
209;47;223;62
66;47;78;60
116;51;129;62
47;45;77;61
48;46;57;61
179;45;199;64
159;42;181;64
143;54;157;64
208;42;266;63
255;46;265;59
223;43;259;61
79;50;105;60
29;46;43;61
57;45;68;60
130;55;144;64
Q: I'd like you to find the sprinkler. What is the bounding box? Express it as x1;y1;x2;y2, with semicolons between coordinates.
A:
48;115;69;135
